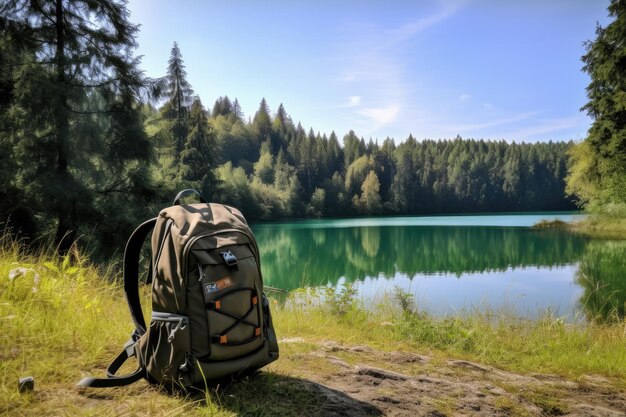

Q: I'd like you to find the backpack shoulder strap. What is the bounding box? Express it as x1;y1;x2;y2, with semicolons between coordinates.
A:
77;218;157;388
124;218;158;337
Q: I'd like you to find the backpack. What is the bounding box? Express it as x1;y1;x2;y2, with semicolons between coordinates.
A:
78;189;279;389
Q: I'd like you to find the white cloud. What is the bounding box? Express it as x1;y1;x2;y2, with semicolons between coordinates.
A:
459;94;471;102
385;1;468;48
336;0;467;136
348;96;361;107
358;105;400;127
505;117;583;141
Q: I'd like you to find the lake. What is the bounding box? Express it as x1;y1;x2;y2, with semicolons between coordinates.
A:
253;212;626;321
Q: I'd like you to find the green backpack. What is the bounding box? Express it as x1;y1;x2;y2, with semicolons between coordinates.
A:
78;189;279;388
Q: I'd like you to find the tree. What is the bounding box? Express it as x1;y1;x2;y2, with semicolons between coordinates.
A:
178;98;218;198
567;0;626;211
343;130;366;168
1;0;156;255
253;141;275;184
308;188;326;217
252;98;273;144
212;95;233;117
161;42;194;158
355;170;382;215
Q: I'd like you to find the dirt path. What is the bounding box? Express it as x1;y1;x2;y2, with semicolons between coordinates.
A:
281;339;626;417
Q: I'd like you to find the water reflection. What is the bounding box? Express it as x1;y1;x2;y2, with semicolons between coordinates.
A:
255;220;626;320
255;225;589;290
577;241;626;321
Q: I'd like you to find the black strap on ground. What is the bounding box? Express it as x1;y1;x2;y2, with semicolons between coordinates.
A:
124;218;157;336
77;344;144;388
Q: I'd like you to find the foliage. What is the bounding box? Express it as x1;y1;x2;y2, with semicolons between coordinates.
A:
0;0;158;256
577;240;626;321
567;0;626;212
323;282;359;317
178;98;218;197
207;101;575;220
160;41;195;158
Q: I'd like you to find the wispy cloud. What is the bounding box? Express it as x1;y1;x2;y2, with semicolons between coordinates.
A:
336;0;467;136
450;112;537;132
440;112;587;142
358;105;401;129
505;117;584;141
384;0;468;48
459;93;472;102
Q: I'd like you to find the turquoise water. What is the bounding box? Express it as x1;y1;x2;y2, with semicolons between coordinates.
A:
253;212;626;321
252;212;584;229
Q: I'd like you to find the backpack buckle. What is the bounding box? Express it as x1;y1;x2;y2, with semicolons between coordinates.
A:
220;250;238;268
123;338;137;358
179;353;194;374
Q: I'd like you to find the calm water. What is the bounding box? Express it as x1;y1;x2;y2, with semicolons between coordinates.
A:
253;213;626;321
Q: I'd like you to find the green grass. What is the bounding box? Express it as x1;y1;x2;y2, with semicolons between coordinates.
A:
533;214;626;239
1;242;626;415
570;215;626;239
281;288;626;380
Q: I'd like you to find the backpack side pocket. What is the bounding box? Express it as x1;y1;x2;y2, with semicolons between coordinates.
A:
138;312;191;385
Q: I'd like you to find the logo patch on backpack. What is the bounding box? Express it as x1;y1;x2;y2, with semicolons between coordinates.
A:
204;276;233;294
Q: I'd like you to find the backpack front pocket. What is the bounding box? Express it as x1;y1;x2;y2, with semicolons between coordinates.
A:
194;244;264;361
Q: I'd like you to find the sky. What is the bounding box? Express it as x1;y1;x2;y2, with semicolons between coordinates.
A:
127;0;612;143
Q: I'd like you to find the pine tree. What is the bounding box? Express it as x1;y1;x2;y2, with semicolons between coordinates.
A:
212;95;233;117
179;98;218;198
161;42;194;158
567;0;626;211
253;98;273;143
232;98;244;121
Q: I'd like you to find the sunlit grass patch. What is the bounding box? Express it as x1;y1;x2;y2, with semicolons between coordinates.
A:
275;284;626;379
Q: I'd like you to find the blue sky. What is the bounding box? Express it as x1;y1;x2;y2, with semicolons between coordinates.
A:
127;0;611;143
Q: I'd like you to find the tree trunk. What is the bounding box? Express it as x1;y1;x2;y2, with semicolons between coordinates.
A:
54;0;74;255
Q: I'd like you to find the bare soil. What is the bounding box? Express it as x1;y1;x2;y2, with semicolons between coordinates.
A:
281;339;626;417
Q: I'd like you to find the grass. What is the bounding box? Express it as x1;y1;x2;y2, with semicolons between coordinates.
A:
533;214;626;239
569;215;626;239
1;242;626;415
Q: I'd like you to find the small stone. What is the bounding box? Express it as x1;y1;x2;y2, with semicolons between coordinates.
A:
18;376;34;393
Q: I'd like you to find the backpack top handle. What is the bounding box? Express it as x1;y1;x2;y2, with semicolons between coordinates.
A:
173;189;207;206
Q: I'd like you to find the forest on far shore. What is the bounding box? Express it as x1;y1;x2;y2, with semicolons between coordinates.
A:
146;42;575;223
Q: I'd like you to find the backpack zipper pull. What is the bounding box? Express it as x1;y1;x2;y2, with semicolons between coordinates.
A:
197;263;205;282
168;317;188;342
